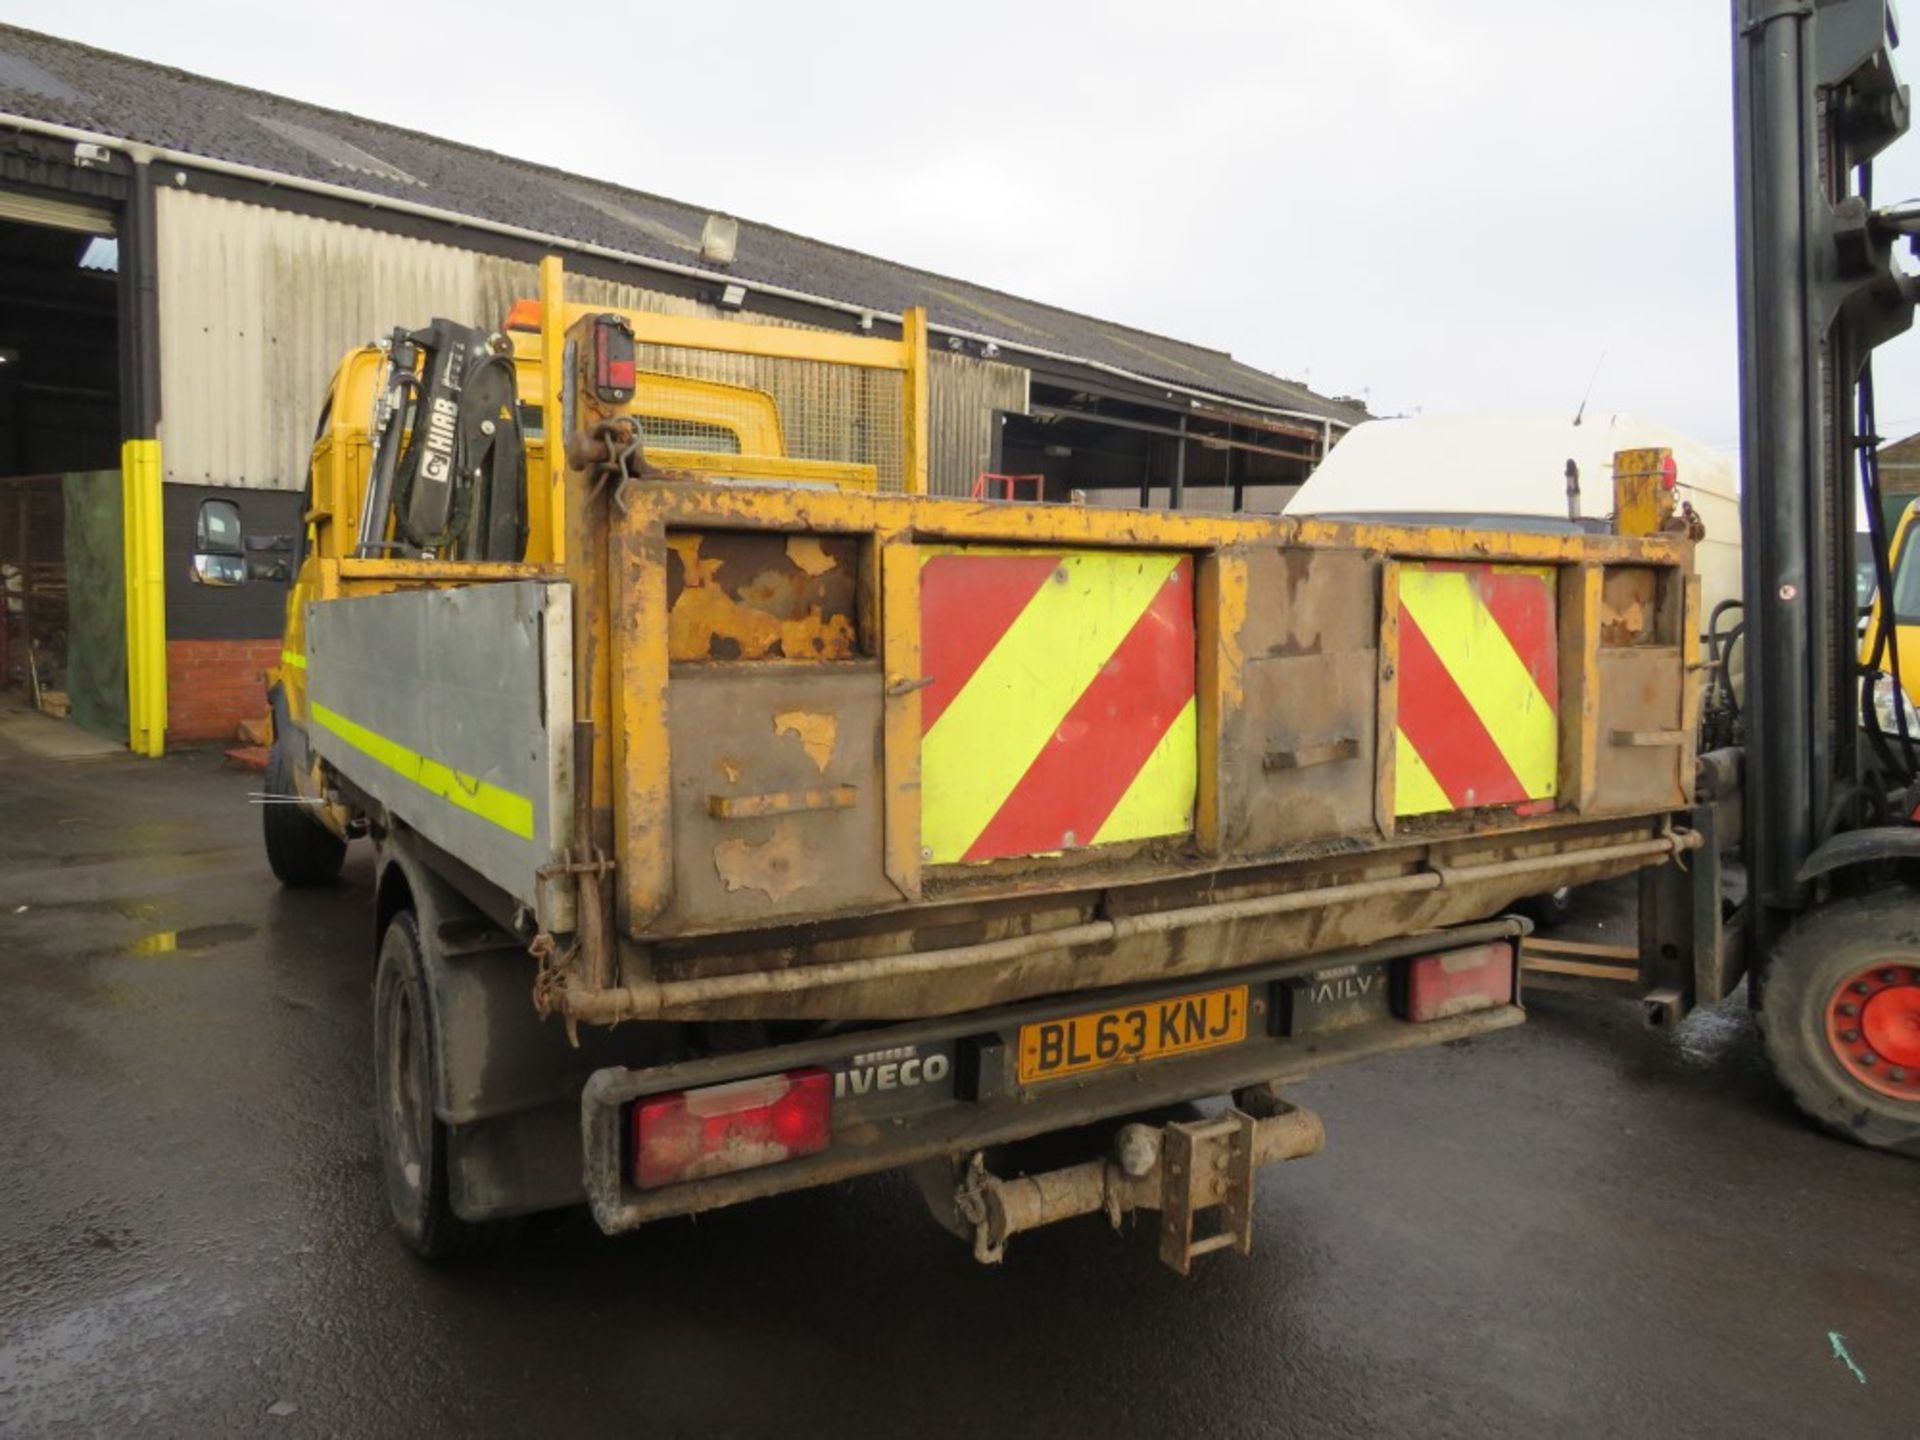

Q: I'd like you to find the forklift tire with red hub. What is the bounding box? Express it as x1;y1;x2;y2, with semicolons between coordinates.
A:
262;738;346;887
373;910;506;1259
1762;888;1920;1156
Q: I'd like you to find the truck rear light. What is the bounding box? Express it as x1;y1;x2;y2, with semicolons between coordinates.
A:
1397;941;1516;1022
591;313;636;404
631;1068;832;1190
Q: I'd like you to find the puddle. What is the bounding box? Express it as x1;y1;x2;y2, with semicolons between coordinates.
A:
128;923;255;956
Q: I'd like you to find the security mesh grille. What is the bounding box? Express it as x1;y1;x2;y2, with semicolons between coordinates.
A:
633;344;906;492
636;415;742;454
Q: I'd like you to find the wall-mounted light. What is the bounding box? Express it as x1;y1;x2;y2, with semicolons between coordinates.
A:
0;348;18;367
719;282;747;309
981;341;1000;359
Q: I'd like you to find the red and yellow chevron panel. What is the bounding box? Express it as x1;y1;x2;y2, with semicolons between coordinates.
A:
1394;562;1559;817
919;547;1197;864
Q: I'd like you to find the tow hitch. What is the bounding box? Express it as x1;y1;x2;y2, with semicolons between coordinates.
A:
952;1092;1325;1273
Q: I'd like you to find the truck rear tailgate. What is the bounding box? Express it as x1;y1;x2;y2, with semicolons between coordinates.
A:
590;487;1697;1016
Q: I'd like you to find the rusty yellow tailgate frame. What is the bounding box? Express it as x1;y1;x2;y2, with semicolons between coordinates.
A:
602;484;1695;924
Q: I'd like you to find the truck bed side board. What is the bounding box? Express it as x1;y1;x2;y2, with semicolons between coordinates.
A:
306;580;575;930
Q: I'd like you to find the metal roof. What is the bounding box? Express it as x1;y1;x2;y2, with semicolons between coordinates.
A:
0;23;1365;425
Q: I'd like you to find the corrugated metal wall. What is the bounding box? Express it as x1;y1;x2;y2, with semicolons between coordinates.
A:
928;350;1028;497
155;189;1028;495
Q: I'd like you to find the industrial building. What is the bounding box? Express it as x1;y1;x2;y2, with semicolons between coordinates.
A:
0;23;1365;752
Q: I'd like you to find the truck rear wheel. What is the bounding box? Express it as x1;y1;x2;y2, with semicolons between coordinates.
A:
373;910;505;1259
262;738;346;887
1762;889;1920;1156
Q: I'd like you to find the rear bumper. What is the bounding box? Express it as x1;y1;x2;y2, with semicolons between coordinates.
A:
580;917;1526;1234
570;826;1693;1023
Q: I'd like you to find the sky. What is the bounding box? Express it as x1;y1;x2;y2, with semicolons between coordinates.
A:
13;0;1920;452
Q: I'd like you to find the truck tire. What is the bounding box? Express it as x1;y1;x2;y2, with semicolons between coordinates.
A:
1761;889;1920;1157
262;738;346;887
373;910;506;1259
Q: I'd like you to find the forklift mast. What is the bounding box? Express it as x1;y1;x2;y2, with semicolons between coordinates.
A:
1732;0;1916;977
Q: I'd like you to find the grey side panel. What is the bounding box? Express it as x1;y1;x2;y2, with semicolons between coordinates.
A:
307;581;574;925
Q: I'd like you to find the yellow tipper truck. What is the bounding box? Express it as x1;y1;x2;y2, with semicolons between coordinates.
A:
264;258;1702;1270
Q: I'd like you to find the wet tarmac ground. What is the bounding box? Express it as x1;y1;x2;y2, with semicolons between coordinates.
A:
2;719;1916;1439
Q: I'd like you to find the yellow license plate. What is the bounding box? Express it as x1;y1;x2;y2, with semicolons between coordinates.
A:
1017;985;1249;1084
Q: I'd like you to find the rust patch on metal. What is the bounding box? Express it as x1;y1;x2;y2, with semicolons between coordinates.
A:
1246;548;1379;663
1600;566;1660;646
1280;546;1316;605
665;531;859;661
1264;636;1321;659
775;709;838;772
786;535;838;577
713;821;827;901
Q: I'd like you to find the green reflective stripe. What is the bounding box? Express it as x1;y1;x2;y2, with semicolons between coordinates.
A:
280;649;306;669
309;700;534;839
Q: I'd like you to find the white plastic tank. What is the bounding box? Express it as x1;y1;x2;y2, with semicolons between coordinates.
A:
1286;412;1743;625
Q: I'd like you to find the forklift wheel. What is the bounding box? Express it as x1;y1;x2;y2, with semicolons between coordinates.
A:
373;910;507;1260
1761;889;1920;1157
262;739;346;887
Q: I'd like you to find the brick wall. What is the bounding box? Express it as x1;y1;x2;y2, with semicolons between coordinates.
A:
165;638;280;744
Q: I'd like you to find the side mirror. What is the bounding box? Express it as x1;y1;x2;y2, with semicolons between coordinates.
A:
193;497;247;586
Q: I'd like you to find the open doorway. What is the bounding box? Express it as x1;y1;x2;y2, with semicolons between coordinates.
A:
0;207;124;734
996;380;1328;515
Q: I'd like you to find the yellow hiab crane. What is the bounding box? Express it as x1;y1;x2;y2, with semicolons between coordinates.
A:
264;248;1711;1268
